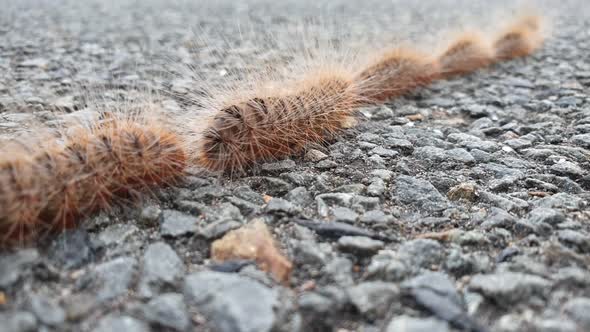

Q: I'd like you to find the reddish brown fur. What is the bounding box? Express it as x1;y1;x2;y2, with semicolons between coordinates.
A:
437;34;493;78
0;119;187;246
494;16;543;61
355;49;437;104
197;74;359;173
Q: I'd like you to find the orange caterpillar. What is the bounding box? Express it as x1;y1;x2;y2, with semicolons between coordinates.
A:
355;48;438;104
357;16;544;104
196;72;360;174
195;16;545;173
0;115;186;246
493;16;544;61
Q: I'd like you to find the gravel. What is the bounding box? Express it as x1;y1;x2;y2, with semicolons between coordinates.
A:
1;0;589;331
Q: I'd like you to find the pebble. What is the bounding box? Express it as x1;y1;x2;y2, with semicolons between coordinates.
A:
469;272;551;307
92;315;149;332
347;282;399;319
386;315;449;332
0;311;37;332
138;242;185;298
563;297;590;329
142;293;190;331
92;256;138;302
337;236;384;255
160;210;199;237
29;295;65;326
394;175;448;212
0;250;39;288
183;271;284;332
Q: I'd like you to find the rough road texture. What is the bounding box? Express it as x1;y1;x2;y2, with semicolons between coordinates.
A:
1;1;590;332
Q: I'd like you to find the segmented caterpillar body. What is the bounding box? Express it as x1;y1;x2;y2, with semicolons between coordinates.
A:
494;16;543;60
197;72;359;173
355;48;438;104
0;114;187;246
437;33;494;78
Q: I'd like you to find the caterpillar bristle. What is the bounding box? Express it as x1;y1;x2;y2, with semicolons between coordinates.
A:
354;48;437;104
493;15;544;61
437;33;494;78
0;110;187;247
0;144;53;245
196;70;359;174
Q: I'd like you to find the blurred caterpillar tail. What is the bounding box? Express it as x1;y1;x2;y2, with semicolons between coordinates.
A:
354;49;437;104
0;118;187;247
493;16;544;61
436;33;494;79
196;72;360;174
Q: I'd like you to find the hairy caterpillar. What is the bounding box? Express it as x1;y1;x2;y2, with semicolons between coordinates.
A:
192;16;546;174
436;32;494;79
195;72;360;173
0;111;187;246
355;48;438;104
494;16;544;60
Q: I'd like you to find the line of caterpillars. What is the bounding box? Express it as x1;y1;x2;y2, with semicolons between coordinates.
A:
0;16;543;246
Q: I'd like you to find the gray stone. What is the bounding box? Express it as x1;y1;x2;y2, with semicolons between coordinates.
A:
351;195;380;212
285;186;312;207
367;177;386;196
331;206;358;223
48;229;95;269
315;159;338;169
386;315;449;332
29;295;65;326
98;224;139;246
402;272;462;307
140;205;162;225
413;146;447;165
370;146;398;158
323;257;354;286
139;242;185;298
92;256;138;302
0;249;39;288
395;175;447;212
304;149;328;162
298;292;335;314
479;191;529;213
469;272;551;307
550;160;584;178
0;311;37;332
371;105;394;119
371;169;394;181
557;230;590;253
526;207;566;226
183;271;283;332
199;220;242;240
337;236;384;255
533;318;577;332
480;207;516;229
143;293;190;331
571;133;590;148
366;251;410;282
261;159;296;173
360;210;395;224
563;297;590;328
292;240;332;266
160;210;198;237
504;138;532;150
264;197;298;214
535;193;586;210
347;282;399;318
398;239;445;269
446;148;475;164
208;202;244;223
92;315;149;332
